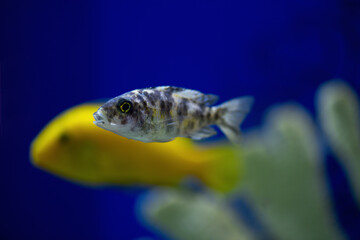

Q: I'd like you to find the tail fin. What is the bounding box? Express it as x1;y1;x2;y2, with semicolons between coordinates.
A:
216;96;254;144
200;146;243;193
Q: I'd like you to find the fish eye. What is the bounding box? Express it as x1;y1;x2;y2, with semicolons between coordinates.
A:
59;132;70;144
117;100;132;113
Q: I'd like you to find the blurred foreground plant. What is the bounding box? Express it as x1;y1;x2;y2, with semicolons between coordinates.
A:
317;81;360;207
139;80;359;240
139;188;254;240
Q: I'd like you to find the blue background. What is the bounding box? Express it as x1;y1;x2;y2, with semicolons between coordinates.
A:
1;0;360;239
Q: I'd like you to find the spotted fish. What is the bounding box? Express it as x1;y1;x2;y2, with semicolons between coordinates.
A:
93;86;253;144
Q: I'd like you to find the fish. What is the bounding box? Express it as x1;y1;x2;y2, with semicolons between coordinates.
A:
94;86;253;144
93;86;253;144
30;103;243;192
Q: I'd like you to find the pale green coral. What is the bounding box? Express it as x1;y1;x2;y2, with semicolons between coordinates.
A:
139;80;359;240
140;188;254;240
239;104;345;240
317;80;360;207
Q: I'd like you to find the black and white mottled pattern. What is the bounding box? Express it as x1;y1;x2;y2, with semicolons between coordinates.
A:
93;86;253;144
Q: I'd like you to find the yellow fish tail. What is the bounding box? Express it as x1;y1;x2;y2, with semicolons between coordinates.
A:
200;146;243;193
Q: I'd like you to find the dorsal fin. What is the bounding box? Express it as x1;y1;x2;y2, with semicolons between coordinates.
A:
154;86;185;93
174;89;219;106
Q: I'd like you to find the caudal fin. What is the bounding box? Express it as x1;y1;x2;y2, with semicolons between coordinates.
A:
216;96;254;144
200;146;243;193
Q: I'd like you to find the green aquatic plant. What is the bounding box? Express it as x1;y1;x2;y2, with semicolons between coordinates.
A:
239;103;345;240
140;188;253;240
317;80;360;207
140;80;359;240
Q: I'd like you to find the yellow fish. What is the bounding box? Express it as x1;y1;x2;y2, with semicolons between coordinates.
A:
30;104;243;192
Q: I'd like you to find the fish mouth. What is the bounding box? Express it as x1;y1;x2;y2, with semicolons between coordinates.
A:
93;109;108;125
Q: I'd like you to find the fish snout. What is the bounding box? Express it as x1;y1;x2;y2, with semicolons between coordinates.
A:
93;109;108;126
